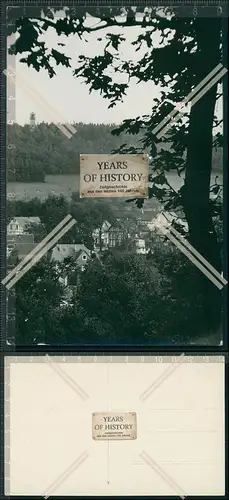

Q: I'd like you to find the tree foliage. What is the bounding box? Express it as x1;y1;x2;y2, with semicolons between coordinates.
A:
13;233;220;346
7;6;226;334
7;193;222;345
7;193;118;249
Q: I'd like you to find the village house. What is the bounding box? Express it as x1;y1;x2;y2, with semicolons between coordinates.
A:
92;220;112;251
50;244;92;304
51;244;92;285
7;218;40;261
7;233;36;260
7;217;41;235
51;244;91;270
92;219;136;252
92;218;152;254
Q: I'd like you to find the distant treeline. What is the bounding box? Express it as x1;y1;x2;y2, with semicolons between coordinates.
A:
7;122;142;182
7;122;223;182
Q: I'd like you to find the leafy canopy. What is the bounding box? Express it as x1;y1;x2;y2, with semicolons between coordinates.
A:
8;6;223;217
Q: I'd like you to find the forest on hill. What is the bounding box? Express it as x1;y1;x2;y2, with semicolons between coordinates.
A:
7;122;223;182
7;122;142;182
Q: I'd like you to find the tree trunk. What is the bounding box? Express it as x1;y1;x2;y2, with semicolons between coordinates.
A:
183;18;222;335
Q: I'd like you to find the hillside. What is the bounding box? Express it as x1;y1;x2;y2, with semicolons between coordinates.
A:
7;122;223;182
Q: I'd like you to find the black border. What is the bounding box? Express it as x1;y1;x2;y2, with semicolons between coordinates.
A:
0;2;228;499
222;15;229;353
0;0;7;351
0;3;228;352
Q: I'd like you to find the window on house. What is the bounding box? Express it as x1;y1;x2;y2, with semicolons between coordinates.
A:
109;237;116;247
82;254;87;260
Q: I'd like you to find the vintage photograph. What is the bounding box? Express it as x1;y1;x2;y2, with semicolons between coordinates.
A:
4;4;227;347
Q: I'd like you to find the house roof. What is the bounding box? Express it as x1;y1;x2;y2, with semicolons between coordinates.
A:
137;209;160;221
94;215;158;238
102;220;112;231
92;220;112;235
51;244;91;263
16;243;37;259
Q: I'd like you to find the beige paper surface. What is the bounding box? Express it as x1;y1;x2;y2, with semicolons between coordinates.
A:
80;154;148;198
5;356;225;496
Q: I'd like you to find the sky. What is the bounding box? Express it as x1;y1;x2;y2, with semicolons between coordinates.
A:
7;12;162;125
7;11;223;127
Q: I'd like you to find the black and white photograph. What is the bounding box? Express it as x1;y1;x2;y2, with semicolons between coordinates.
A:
3;3;228;348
